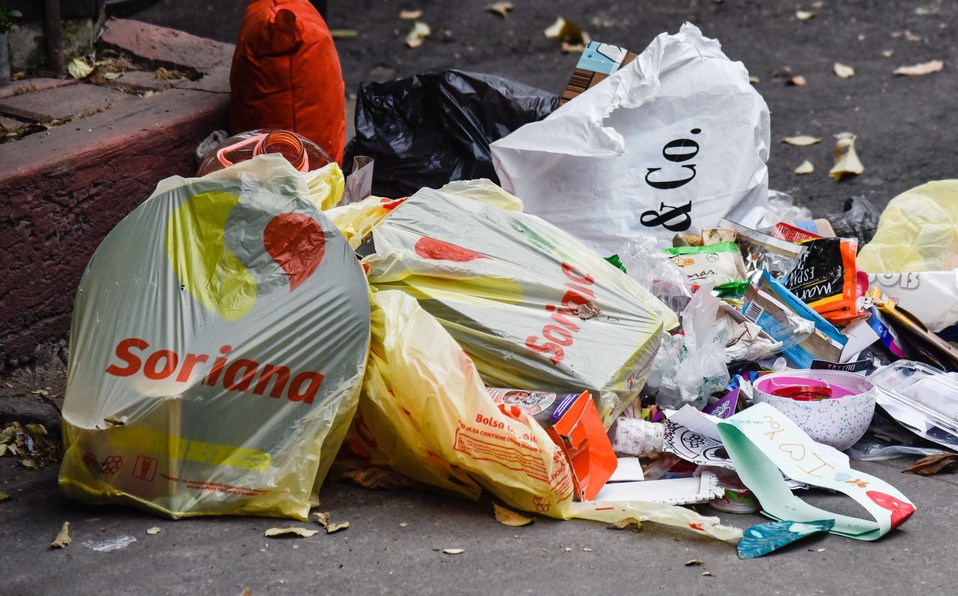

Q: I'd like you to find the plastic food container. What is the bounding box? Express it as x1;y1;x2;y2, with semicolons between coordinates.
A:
752;369;876;451
868;360;958;448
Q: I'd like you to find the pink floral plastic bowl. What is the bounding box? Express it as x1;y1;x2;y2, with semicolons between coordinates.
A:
752;370;876;451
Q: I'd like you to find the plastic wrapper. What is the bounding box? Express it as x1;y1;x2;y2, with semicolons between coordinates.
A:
719;218;805;282
783;237;865;326
757;190;812;230
664;242;749;295
343;69;558;198
742;271;842;368
615;236;694;314
645;287;731;410
361;181;678;425
341;290;741;542
491;23;770;254
59;156;370;519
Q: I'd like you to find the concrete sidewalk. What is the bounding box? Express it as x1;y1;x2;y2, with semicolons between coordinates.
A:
0;17;232;372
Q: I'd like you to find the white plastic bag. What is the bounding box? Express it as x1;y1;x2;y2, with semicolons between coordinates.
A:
491;23;770;255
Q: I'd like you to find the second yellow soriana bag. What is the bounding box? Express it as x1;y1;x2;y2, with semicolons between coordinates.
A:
360;180;678;425
342;290;741;542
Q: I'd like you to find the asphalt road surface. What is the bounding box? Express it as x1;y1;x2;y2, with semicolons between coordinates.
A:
3;2;958;594
131;0;958;218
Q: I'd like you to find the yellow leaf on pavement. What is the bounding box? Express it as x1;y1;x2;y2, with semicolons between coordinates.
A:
833;62;855;78
894;60;943;76
487;2;513;18
493;502;533;527
405;21;431;48
68;58;94;80
782;135;821;146
264;527;318;538
829;132;864;180
51;522;72;549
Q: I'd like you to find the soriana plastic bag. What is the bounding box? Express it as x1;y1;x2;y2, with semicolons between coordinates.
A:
344;290;741;542
59;156;370;519
361;180;678;425
490;23;770;255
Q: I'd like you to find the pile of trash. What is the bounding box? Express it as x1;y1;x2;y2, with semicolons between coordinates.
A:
56;5;958;559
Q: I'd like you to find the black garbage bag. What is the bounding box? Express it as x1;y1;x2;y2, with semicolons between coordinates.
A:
826;195;883;247
343;70;558;198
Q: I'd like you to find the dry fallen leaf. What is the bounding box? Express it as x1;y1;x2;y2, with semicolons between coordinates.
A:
51;522;71;549
405;21;431;48
894;59;944;76
685;559;704;567
829;132;864;180
795;160;815;175
146;527;161;535
0;492;9;501
786;75;807;86
68;58;94;80
607;517;643;532
544;16;567;38
892;30;923;42
486;2;513;18
264;527;319;538
833;62;855;78
326;521;350;534
399;9;422;20
881;49;894;58
796;10;815;20
544;16;589;53
443;548;464;555
313;511;349;533
903;453;958;476
493;503;533;527
782;135;821;146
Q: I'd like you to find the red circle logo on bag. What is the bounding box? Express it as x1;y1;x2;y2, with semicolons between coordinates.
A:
165;191;326;320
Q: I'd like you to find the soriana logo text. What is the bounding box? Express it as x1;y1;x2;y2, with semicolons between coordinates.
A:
104;190;328;404
106;338;323;404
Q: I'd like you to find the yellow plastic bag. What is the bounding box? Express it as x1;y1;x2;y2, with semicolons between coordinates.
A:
361;181;677;425
59;156;370;519
857;180;958;331
342;290;741;542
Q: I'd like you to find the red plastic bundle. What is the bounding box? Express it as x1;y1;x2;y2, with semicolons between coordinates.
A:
230;0;346;164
